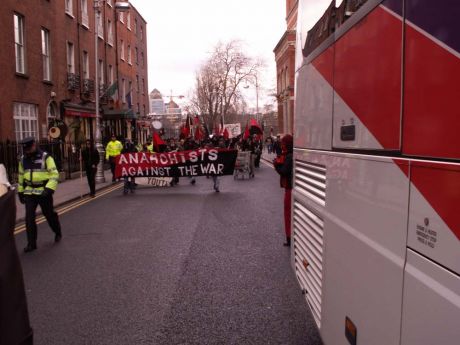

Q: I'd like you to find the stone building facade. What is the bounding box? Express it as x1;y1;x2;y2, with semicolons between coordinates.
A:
273;0;298;135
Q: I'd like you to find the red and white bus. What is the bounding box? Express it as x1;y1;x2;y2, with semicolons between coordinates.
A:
292;0;460;344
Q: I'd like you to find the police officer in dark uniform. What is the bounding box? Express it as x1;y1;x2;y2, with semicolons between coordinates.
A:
17;137;62;253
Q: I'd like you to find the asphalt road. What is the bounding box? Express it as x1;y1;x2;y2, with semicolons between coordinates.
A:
16;161;322;345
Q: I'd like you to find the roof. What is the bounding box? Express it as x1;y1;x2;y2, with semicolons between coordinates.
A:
168;100;179;108
149;88;163;99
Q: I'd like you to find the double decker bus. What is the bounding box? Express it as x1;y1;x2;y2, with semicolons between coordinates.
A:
292;1;460;344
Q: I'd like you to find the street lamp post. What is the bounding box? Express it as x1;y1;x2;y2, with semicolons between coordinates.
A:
244;73;260;123
94;1;130;183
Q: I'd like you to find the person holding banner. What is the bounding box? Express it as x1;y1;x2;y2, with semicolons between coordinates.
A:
121;140;138;194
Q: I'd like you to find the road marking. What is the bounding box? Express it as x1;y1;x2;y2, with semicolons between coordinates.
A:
261;158;274;169
14;184;122;235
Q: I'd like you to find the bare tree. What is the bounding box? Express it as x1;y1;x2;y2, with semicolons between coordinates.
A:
188;40;264;132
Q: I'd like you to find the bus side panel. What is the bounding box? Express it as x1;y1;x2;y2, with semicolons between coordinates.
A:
320;154;409;345
401;250;460;345
294;47;334;150
402;0;460;160
407;163;460;275
332;5;402;150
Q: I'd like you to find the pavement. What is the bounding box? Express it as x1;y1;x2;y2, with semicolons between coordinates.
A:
15;170;115;223
16;159;323;345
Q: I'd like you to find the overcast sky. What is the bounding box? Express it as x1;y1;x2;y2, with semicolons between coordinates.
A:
129;0;286;109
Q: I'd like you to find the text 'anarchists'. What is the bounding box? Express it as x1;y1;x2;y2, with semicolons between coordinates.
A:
115;148;238;178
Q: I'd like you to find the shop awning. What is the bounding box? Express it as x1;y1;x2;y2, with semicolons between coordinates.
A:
103;108;137;119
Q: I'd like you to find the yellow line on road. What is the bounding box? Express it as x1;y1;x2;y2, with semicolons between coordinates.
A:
261;159;274;169
14;184;122;235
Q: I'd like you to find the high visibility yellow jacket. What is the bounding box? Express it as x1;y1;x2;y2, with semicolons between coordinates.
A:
147;144;154;153
105;140;123;160
18;151;59;195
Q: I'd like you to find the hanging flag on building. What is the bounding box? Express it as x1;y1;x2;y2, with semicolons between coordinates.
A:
104;81;118;99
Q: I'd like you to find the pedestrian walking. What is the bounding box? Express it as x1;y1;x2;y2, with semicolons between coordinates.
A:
81;139;100;197
273;135;282;157
17;137;62;253
273;134;293;247
207;139;226;192
105;134;123;182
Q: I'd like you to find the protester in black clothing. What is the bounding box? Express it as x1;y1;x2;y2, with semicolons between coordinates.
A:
273;135;282;156
81;139;100;197
121;140;137;194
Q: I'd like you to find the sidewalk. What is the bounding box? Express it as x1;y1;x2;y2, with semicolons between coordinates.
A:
15;170;115;223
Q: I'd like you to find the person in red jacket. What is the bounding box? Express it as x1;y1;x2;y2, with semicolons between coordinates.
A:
273;134;293;247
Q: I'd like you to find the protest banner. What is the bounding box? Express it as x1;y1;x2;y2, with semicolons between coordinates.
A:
223;123;241;138
136;177;173;187
115;148;238;179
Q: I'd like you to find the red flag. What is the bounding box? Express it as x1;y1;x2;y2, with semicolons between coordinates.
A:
249;118;263;135
223;128;229;140
180;125;190;139
194;126;204;140
243;122;250;139
193;116;200;125
153;131;166;151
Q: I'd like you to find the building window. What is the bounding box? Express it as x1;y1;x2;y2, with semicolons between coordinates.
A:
67;42;75;73
108;64;113;84
14;14;25;74
47;102;58;122
127;12;131;30
136;75;139;93
120;40;125;61
141;52;144;67
122;79;126;103
127;45;131;64
119;12;124;23
142;78;145;94
81;0;89;27
98;13;104;39
134;19;138;34
82;50;89;78
107;19;113;45
135;47;138;64
128;81;132;106
65;0;73;16
41;28;51;81
140;25;143;41
14;103;38;141
143;104;146;116
98;59;104;85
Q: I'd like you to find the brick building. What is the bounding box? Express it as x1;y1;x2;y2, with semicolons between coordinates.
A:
273;0;298;135
0;0;149;144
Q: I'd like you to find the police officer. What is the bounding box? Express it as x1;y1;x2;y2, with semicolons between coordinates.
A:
105;134;123;182
17;137;62;253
